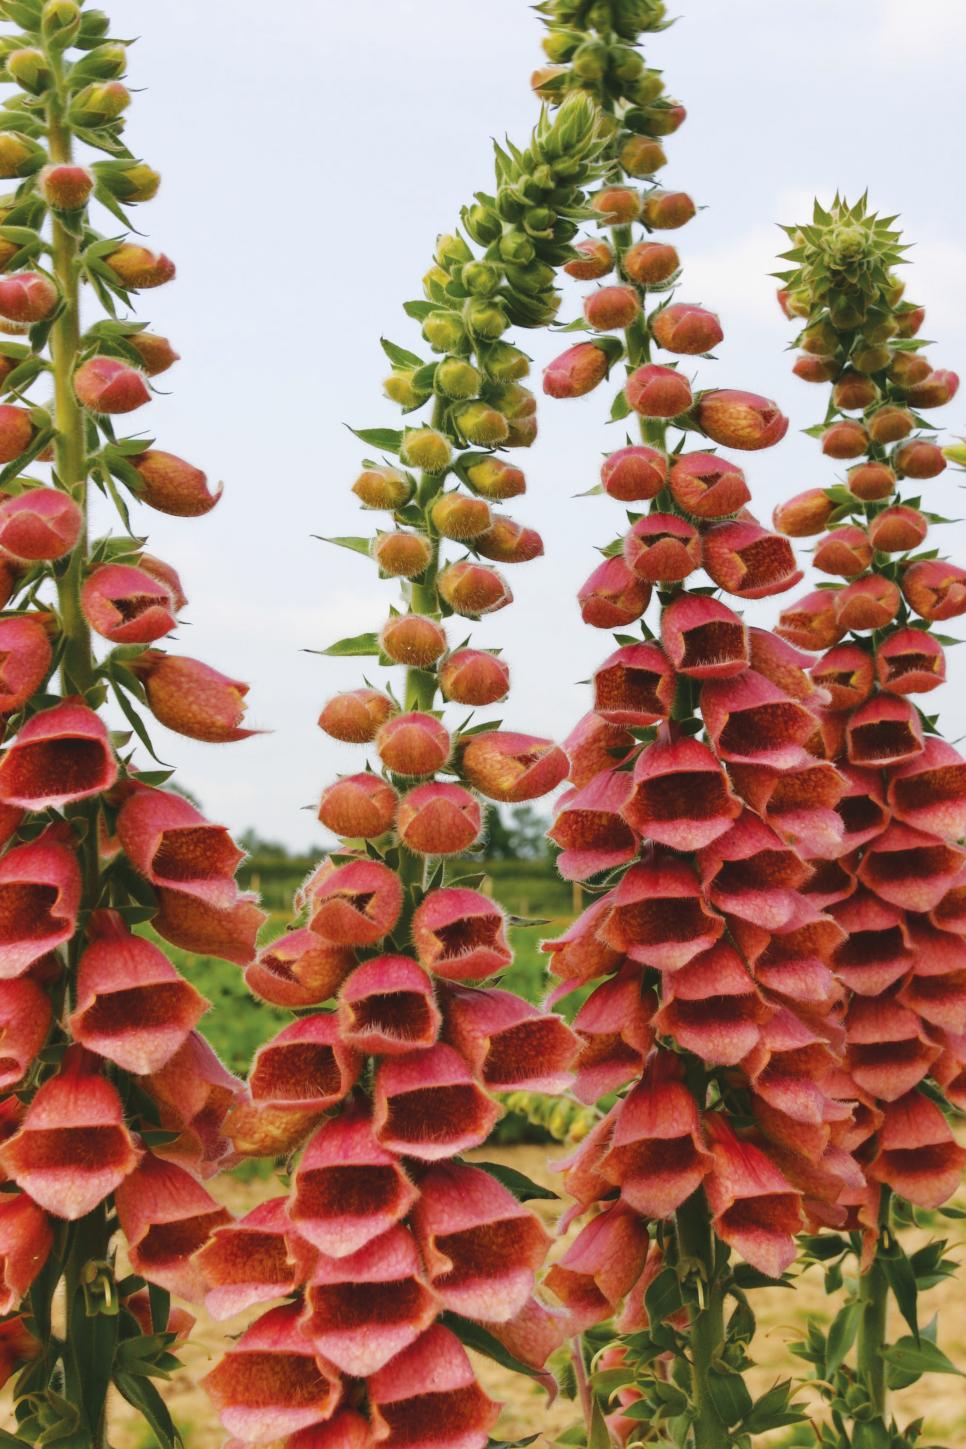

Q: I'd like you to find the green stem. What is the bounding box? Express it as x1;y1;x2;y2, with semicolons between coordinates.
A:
675;1187;730;1449
857;1187;892;1419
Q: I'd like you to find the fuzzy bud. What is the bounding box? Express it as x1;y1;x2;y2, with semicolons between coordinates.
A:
868;406;915;444
591;187;641;225
813;526;873;577
319;775;398;839
455;401;510;447
379;614;447;667
435;358;481;399
352;464;413;511
134;653;253;743
39;164;93;210
125;331;179;377
895;440;947;480
642;190;696;230
868;506;928;554
772;489;835;538
847;462;896;502
0;404;33;463
439;649;509;705
626;364;693;418
371;531;432;579
465;458;525;500
832;369;879;411
623;241;679;286
474;517;543;564
105;244;175;290
431;493;491;541
377;713;451;777
669;452;751;520
821;420;870;460
0;487;81;561
131;451;222;516
438;561;512;617
74;356;150;414
0;133;44;180
399;427;452;473
601;444;667;502
695;390;788;450
543;342;610;399
584;286;641;331
619;135;668;177
6;49;52;95
793;355;839;384
318;689;394;743
397;782;482;856
564;239;614;281
651;303;723;355
0;272;58;324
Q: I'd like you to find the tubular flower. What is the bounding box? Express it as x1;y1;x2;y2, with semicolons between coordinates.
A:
131;652;255;742
548;769;638;879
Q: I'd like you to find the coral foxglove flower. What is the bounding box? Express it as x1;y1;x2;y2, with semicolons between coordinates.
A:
338;955;441;1056
0;487;81;561
115;1153;230;1300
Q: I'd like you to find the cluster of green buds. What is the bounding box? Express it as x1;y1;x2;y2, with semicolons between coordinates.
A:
503;1087;600;1144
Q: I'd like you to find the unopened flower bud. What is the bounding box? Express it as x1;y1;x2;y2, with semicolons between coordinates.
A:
793;355;839;383
461;260;501;296
438;561;512;617
371;531;432;579
895;305;926;339
474;517;543;564
591;187;641;225
80;562;177;643
455;401;509;447
380;614;447;667
579;556;650;628
651;302;723;355
319;774;398;839
847;461;896;502
132;450;222;516
352;464;413;511
96;160;160;203
601;444;667;502
869;505;928;554
465;457;525;500
0;487;81;560
835;575;901;632
41;0;82;46
695;390;788;450
642;190;696;230
867;406;915;444
39;164;93;210
543;342;610;399
773;489;834;537
669;452;750;519
490;381;536;448
0;132;44;179
397;782;481;856
435;358;481;400
133;653;253;743
0;404;33;463
583;285;641;332
431;493;491;540
622;240;679;286
813;525;872;577
896;440;946;480
383;370;428;408
626;363;693;418
7;49;52;95
72;38;125;79
821;420;870;459
439;649;509;706
377;712;450;777
902;560;966;622
889;353;931;388
642;99;687;135
481;342;530;382
74;355;150;414
319;688;394;743
70;80;130;125
852;343;892;374
832;369;879;411
463;296;507;340
564;239;614;281
0;272;57;324
903;368;960;409
619;136;667;177
461;202;502;246
799;320;838;356
399;428;452;474
125;331;179;377
422;309;468;354
106;244;175;290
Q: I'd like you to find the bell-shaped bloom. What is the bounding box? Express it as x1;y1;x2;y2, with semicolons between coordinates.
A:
869;1091;966;1208
902;559;966;621
654;944;768;1065
554;1110;618;1213
800;854;858;911
117;786;246;909
858;821;966;913
748;628;823;704
703;1117;802;1278
288;1109;418;1259
144;1031;244;1177
812;643;874;713
0;1048;139;1219
376;712;450;777
887;737;966;840
133;652;254;743
660;593;749;680
460;731;568;803
320;773;398;840
601;1054;712;1217
775;590;844;652
367;1323;499;1449
152;886;264;967
0;1192;53;1313
484;1297;568;1382
600;855;724;970
0;831;81;978
309;858;403;947
548;771;638;881
562;712;634;790
593;642;675;726
698;812;810;930
301;1225;438;1376
249;1014;359;1113
626;363;693;418
442;985;577;1094
0;488;81;562
835;575;901;633
202;1302;342;1444
730;760;845;860
0;615;52;712
0;976;50;1090
115;1153;231;1300
832;766;890;852
130;450;222;517
438;649;509;706
846;694;924;769
397;782;482;856
600;444;667;502
541;896;623;990
899;922;966;1035
702;520;802;599
247;927;357;1008
411;887;511;982
338;955;440;1056
701;671;814;769
545;1203;650;1330
743;1011;844;1133
623;513;701;585
571;964;655;1103
412;1162;549;1323
225;1099;321;1161
847;993;940;1101
80;562;177;644
69;910;206;1073
876;627;945;697
199;1197;307;1319
734;903;844;1010
830;892;914;996
668;451;751;520
813;525;872;577
374;1043;499;1161
695;389;788;450
0;700;116;810
623;735;740;850
578;555;650;628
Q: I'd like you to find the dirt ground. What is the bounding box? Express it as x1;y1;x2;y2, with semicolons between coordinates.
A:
9;1145;966;1448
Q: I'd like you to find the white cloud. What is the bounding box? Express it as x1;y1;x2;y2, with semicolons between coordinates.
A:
878;0;966;59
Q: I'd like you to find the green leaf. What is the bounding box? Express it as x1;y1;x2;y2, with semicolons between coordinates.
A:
825;1300;861;1375
320;631;380;657
588;1396;613;1449
740;1381;807;1435
315;535;372;557
644;1267;684;1324
881;1241;919;1340
113;1371;184;1448
440;1315;558;1400
609;389;631;422
350;426;404;453
707;1367;753;1427
882;1336;964;1378
472;1159;558;1202
381;338;424;369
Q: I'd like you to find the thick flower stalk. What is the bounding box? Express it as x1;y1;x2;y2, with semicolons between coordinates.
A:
0;3;263;1445
199;96;609;1449
773;196;966;1445
532;5;872;1446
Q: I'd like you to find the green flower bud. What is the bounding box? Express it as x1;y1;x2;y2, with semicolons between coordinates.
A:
523;206;555;238
71;41;126;81
7;48;52;94
572;39;609;82
422;308;468;355
498;231;535;266
75;8;110;46
496;186;526;223
434;232;472;269
0;132;45;180
629;68;665;105
828;294;867;329
541;28;582;62
461;260;501;296
463;296;508;340
400;427;453;474
422;264;450;303
503;258;555;295
70;80;131;125
461;202;502;246
383;369;430;408
93;159;161;203
480;342;530;383
610;46;645;83
455;401;510;447
41;0;82;47
436;357;482;399
851;342;892;374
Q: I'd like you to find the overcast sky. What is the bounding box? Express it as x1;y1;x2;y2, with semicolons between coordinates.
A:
100;0;966;849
